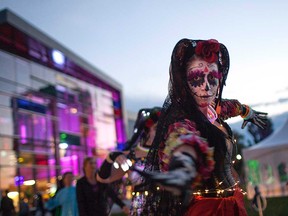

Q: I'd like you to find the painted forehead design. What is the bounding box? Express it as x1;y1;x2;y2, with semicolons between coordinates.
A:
188;61;217;70
187;69;222;81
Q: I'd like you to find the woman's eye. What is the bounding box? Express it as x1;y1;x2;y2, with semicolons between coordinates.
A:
193;76;200;81
208;74;215;80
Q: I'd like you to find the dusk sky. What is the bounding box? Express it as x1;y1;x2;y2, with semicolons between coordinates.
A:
0;0;287;112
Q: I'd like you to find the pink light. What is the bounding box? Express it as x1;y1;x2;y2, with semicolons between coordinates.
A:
20;124;27;144
48;154;80;176
112;92;120;100
116;119;125;143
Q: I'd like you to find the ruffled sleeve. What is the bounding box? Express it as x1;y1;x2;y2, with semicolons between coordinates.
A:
217;99;243;120
159;119;215;188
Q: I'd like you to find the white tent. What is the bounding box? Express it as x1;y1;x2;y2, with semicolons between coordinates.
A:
242;117;288;199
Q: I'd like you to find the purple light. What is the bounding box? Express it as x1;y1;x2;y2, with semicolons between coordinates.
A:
112;92;120;100
15;176;24;186
116;119;125;144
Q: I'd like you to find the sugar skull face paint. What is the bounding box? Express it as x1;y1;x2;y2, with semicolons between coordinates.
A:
186;57;221;107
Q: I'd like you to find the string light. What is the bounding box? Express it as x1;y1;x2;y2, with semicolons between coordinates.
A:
191;181;246;197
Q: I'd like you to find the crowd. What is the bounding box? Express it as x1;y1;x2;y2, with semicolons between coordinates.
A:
1;38;268;216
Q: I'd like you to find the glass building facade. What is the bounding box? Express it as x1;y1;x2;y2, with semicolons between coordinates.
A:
0;9;126;204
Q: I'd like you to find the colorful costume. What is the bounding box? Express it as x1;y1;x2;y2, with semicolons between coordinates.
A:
135;38;267;216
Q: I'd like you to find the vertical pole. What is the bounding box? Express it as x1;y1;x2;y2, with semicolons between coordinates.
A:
256;195;263;216
50;97;61;179
12;97;21;211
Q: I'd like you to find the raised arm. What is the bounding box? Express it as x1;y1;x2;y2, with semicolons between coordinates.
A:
217;99;268;129
97;151;131;183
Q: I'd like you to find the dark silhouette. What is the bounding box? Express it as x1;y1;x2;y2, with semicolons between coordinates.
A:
0;189;16;216
19;197;30;216
76;157;129;216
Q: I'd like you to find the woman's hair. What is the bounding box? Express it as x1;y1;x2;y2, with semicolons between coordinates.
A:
124;107;161;151
62;171;73;180
145;38;231;173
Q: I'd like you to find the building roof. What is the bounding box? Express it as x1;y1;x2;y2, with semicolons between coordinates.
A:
0;8;122;91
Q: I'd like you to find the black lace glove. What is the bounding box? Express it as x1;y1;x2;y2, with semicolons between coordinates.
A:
133;151;196;206
241;105;268;129
98;151;130;179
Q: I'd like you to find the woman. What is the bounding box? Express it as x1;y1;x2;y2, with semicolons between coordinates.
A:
45;171;78;216
97;107;161;215
76;157;129;216
97;107;161;184
136;38;266;216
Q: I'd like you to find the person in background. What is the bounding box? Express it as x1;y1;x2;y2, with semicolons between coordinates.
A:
97;107;161;215
45;171;78;216
19;197;30;216
76;157;130;216
33;192;45;216
0;189;15;216
50;178;64;216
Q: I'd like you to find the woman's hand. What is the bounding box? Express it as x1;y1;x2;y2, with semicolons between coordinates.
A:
122;205;130;215
113;154;133;172
241;106;268;129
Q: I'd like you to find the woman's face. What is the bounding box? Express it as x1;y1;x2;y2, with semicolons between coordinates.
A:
145;123;157;146
63;173;74;187
186;57;220;108
84;159;96;175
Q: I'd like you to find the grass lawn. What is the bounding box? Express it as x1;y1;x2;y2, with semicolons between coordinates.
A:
245;196;288;216
112;196;288;216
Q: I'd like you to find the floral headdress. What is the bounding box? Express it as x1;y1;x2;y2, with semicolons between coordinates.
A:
194;39;220;63
144;109;161;129
123;107;161;151
172;38;229;85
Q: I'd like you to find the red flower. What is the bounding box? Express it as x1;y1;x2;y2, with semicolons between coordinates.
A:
145;118;154;128
195;39;220;63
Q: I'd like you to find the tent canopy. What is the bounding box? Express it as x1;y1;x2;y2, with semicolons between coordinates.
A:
243;117;288;158
242;117;288;198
